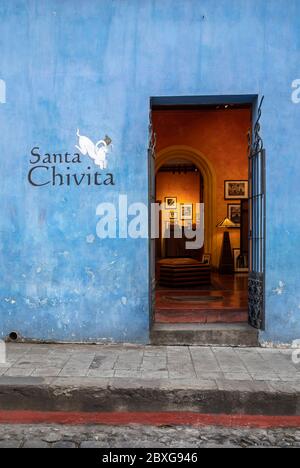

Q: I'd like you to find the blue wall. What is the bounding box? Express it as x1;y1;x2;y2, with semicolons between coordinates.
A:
0;0;299;344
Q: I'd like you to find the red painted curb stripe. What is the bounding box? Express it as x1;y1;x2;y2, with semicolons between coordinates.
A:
0;411;299;429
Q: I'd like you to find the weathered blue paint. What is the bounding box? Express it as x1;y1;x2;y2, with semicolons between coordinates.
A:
0;0;299;344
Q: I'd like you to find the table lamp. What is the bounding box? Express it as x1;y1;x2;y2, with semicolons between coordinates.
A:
216;217;236;274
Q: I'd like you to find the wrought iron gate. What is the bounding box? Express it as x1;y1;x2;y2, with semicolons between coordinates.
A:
248;97;266;330
148;109;156;325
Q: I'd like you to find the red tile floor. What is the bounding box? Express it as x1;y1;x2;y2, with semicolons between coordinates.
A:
155;273;248;324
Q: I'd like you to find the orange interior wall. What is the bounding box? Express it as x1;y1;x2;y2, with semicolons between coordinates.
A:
153;108;251;262
156;171;200;225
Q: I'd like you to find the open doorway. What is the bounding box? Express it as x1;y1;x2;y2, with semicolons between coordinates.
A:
149;96;265;346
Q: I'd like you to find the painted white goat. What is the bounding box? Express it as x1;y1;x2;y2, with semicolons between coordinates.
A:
76;130;112;169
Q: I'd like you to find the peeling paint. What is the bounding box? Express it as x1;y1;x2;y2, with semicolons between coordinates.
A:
85;268;95;282
57;251;70;258
86;234;95;244
272;281;285;296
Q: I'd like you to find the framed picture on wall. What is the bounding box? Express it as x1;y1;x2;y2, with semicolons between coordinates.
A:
202;254;211;265
224;180;248;200
180;204;193;220
227;203;241;227
165;197;177;209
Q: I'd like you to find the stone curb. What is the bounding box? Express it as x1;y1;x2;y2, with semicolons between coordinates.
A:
0;376;299;415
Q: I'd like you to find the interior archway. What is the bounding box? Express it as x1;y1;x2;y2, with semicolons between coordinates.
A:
155;145;217;266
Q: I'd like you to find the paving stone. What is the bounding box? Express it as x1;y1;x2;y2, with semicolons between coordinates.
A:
213;347;249;374
3;360;18;367
59;367;89;377
27;351;51;358
141;348;167;372
259;349;300;376
90;351;119;370
87;369;115;378
0;440;22;448
190;347;221;375
114;349;144;370
47;355;71;363
251;373;281;381
113;370;142;378
7;345;29;352
142;358;167;372
59;354;95;377
0;367;10;376
5;367;34;377
223;372;253;381
236;348;277;376
80;441;109;448
52;441;77;448
195;371;224;380
167;346;196;379
24;345;50;353
14;358;50;367
22;439;50;448
279;375;300;382
140;370;169;379
32;367;61;377
215;378;269;392
41;432;62;443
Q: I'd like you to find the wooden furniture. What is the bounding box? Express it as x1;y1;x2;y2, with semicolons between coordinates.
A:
158;258;211;288
164;225;203;261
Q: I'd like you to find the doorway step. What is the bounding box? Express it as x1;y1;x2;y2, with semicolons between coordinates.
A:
155;289;248;324
156;298;247;324
155;307;248;324
150;323;258;347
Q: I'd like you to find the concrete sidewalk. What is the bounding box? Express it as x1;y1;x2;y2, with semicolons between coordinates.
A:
0;343;300;417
